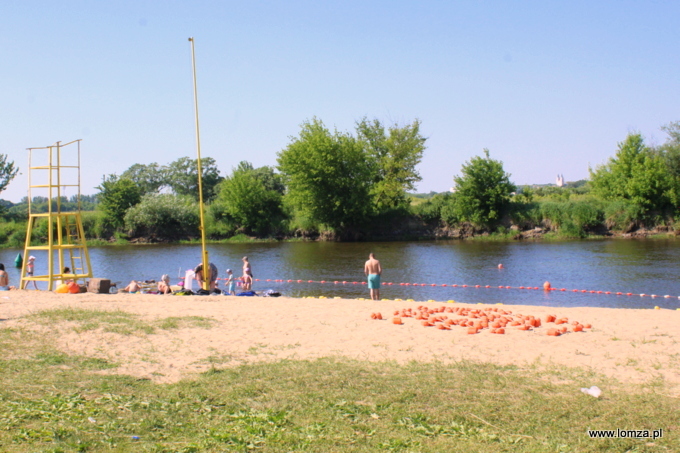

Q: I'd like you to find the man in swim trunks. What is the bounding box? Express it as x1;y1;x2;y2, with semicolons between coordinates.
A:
364;253;382;301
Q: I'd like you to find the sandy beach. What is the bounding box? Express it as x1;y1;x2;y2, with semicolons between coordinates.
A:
1;290;679;393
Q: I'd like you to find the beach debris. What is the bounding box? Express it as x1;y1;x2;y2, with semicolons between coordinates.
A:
378;305;592;336
580;386;602;398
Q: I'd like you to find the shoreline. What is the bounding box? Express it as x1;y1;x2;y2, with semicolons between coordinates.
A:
1;229;679;251
2;290;679;393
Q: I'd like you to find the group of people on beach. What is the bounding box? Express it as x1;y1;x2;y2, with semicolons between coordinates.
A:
122;256;255;295
1;252;382;298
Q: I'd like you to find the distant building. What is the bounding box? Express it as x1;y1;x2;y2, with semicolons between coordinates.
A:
556;174;565;187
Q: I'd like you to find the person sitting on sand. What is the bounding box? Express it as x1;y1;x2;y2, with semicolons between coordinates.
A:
121;281;142;293
59;267;74;286
195;262;219;291
157;274;171;294
0;263;15;291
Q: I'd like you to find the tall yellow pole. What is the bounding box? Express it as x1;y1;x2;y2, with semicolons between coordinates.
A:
189;37;210;290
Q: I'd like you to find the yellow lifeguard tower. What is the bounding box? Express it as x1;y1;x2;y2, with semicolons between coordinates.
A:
21;140;93;290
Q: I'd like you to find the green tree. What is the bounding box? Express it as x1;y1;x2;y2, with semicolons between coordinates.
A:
590;133;675;215
277;118;374;236
121;163;168;196
653;122;680;202
124;193;199;240
0;154;19;195
212;161;285;236
166;157;223;201
356;118;426;211
451;149;515;228
96;175;142;230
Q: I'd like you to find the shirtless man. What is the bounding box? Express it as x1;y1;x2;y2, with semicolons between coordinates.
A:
364;253;382;301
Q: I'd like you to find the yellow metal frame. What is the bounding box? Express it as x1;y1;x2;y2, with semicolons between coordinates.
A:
21;140;93;290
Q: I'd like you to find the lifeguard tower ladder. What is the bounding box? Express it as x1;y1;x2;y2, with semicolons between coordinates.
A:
21;140;93;290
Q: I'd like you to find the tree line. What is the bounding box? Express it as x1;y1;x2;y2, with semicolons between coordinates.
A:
1;119;679;245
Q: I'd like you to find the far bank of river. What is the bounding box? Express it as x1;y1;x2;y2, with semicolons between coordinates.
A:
2;238;679;310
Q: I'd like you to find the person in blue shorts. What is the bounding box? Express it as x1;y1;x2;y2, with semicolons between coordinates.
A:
225;269;236;295
364;252;382;301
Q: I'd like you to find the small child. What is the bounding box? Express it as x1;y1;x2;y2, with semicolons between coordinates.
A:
225;269;236;295
26;256;38;290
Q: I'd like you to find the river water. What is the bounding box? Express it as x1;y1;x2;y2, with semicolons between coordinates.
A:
2;239;679;309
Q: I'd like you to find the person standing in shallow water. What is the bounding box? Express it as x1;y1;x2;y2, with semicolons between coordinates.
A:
364;253;382;301
242;256;253;290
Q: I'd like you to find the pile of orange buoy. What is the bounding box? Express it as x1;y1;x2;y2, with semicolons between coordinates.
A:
371;305;592;336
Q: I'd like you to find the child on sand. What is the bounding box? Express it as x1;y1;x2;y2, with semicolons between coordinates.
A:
25;256;38;290
225;269;236;295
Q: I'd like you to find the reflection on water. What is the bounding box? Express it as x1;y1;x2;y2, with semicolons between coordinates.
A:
1;239;679;309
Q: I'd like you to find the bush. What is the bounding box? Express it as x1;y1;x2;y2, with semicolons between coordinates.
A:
80;211;110;239
603;200;644;232
538;201;604;235
507;201;541;230
124;194;199;240
0;221;26;247
569;202;604;231
413;193;456;225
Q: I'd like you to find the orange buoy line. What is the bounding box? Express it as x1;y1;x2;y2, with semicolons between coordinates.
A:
214;277;680;300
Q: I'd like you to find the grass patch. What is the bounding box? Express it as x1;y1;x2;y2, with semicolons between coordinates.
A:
0;339;677;453
156;316;216;330
27;308;217;336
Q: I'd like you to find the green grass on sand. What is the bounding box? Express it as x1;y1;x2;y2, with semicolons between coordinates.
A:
0;309;677;452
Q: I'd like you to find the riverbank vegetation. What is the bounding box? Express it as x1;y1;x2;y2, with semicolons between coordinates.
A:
1;119;680;245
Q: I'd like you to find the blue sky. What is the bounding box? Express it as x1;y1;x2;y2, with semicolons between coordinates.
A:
1;0;678;202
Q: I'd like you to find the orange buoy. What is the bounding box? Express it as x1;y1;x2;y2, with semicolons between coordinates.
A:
67;281;80;294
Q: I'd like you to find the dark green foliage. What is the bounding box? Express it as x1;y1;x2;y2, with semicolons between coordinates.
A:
211;162;285;236
413;193;457;225
357;118;426;211
602;200;645;231
121;162;168;196
166;157;223;202
80;210;109;239
277;118;374;236
507;201;542;230
450;150;516;228
655;121;680;179
96;175;142;230
124;193;199;240
590;133;675;216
